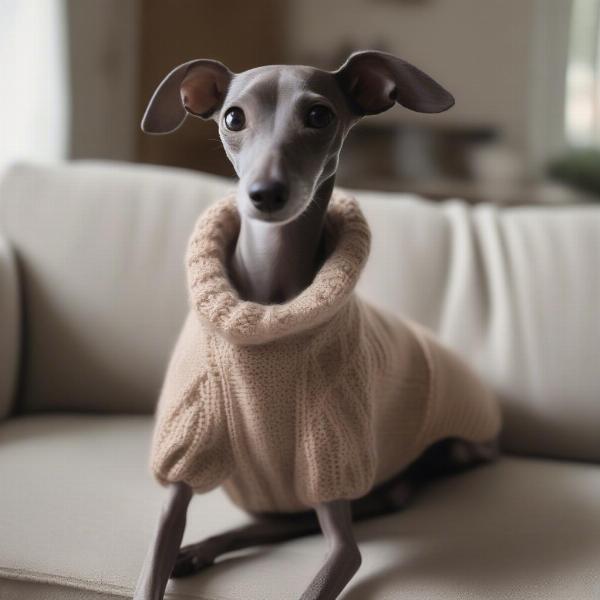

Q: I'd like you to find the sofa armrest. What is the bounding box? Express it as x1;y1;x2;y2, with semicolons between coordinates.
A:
0;236;19;419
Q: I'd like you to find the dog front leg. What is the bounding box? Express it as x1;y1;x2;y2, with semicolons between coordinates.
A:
133;481;192;600
300;499;361;600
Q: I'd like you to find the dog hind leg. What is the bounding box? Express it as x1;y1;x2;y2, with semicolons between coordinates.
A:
172;437;498;579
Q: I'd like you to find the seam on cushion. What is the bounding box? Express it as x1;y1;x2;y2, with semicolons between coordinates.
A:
0;566;231;600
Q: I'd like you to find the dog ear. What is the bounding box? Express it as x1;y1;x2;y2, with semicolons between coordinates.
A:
141;59;233;134
335;51;454;116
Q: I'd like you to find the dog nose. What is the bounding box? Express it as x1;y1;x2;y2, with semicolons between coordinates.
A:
248;180;288;212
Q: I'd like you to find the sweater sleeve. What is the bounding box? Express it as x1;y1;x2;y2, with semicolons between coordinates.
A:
150;313;234;493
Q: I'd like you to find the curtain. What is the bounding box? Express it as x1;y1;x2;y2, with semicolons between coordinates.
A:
0;0;69;167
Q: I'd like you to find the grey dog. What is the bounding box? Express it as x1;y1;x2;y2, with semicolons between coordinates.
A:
133;51;496;600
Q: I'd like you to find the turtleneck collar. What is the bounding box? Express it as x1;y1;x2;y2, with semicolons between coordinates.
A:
186;190;371;345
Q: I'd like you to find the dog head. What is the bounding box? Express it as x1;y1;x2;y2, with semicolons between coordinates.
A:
142;51;454;223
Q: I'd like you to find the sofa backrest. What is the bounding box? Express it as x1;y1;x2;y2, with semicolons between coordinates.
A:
355;193;600;463
1;161;599;463
0;235;19;419
0;161;231;414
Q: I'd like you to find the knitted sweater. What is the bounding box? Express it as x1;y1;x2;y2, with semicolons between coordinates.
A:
150;191;502;514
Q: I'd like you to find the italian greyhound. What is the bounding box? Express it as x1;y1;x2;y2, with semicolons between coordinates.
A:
134;51;497;600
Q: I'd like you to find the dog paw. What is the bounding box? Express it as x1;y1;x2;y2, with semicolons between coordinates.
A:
448;438;499;466
171;543;217;578
385;479;415;509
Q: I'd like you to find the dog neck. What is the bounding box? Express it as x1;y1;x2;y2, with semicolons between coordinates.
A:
228;177;335;304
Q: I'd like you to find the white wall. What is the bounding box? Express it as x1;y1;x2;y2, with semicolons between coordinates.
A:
285;0;545;162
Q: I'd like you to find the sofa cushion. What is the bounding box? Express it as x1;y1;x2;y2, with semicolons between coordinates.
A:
0;235;19;419
354;194;600;462
1;415;599;599
0;161;232;414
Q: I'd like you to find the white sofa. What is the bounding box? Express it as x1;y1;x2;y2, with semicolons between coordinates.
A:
0;161;599;600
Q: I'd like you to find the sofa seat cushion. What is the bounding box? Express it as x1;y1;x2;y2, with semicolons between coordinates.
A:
1;415;599;600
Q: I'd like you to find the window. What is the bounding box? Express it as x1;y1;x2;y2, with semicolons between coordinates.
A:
565;0;600;146
0;0;69;166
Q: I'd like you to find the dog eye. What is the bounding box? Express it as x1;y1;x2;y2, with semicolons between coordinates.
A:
224;107;245;131
305;105;334;129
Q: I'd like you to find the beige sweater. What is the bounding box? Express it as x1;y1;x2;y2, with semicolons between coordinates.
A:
151;192;502;514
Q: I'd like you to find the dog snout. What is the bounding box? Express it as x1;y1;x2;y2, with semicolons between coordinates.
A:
248;180;289;213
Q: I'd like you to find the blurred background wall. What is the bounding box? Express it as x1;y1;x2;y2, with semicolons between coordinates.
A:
3;0;600;204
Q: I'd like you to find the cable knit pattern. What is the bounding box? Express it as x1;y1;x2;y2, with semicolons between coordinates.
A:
151;191;502;513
